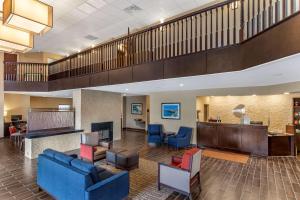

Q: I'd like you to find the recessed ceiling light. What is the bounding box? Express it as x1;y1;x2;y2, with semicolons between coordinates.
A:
252;94;256;96
179;83;184;87
91;44;95;48
284;92;290;95
77;50;81;53
160;18;164;23
125;88;129;91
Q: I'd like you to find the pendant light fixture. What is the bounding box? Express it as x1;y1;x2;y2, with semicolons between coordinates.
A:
0;20;33;52
3;0;53;34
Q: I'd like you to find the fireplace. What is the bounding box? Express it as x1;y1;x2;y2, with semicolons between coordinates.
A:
91;122;113;142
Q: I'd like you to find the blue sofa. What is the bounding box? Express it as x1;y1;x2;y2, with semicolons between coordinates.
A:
37;149;129;200
167;126;192;149
147;124;163;145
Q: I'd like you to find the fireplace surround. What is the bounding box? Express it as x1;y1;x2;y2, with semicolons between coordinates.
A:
91;121;113;142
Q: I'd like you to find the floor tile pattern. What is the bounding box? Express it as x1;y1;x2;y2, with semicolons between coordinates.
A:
0;131;300;200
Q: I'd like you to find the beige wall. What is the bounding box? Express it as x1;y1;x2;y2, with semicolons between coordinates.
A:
30;97;72;108
18;52;64;63
73;89;122;140
197;94;300;132
4;94;72;122
4;94;30;122
124;96;147;130
150;92;197;144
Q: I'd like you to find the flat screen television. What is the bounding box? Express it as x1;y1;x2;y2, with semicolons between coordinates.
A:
11;115;22;122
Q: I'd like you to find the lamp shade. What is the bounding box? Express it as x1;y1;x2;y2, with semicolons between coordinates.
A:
0;20;33;52
3;0;53;34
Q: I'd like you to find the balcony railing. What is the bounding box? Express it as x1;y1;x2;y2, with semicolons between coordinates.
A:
4;62;48;82
4;0;300;82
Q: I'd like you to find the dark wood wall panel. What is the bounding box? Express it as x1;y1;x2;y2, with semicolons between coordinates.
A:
164;52;206;79
5;81;48;92
206;46;242;74
90;72;109;87
108;67;133;85
241;14;300;69
72;76;90;89
132;61;164;82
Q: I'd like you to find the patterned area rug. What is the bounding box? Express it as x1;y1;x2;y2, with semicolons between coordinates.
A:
97;158;172;200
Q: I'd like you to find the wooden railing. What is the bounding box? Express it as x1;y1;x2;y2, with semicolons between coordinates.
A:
4;62;48;82
4;0;300;82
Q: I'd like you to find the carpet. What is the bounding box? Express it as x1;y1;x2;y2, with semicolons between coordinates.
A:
202;149;249;164
97;158;172;200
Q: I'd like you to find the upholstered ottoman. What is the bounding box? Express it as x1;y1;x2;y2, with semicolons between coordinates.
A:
106;149;126;165
116;151;139;170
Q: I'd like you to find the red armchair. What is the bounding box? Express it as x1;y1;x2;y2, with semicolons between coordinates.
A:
80;132;111;163
158;148;202;199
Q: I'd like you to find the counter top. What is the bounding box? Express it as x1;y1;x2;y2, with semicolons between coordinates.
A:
268;132;294;137
197;121;268;128
26;128;84;139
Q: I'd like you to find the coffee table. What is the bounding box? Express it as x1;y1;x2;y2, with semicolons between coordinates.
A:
106;149;139;170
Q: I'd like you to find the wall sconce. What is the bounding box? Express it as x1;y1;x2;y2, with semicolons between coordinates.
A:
3;110;7;117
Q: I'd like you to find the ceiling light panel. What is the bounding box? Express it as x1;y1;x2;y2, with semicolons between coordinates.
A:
0;20;33;52
77;2;96;14
3;0;53;34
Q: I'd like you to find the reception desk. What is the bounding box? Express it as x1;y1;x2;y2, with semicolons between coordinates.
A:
197;122;269;156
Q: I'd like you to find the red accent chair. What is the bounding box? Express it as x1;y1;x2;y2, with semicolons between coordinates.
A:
158;147;202;200
9;125;17;140
80;132;111;163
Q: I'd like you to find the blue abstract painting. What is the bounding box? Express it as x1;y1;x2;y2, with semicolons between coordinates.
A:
161;103;181;119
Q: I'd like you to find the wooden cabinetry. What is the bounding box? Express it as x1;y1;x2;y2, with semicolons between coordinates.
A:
197;122;268;156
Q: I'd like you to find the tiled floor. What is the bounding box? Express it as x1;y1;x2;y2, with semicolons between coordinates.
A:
1;131;300;200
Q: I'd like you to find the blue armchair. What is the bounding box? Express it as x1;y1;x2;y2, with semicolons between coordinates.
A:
147;124;163;145
167;127;193;149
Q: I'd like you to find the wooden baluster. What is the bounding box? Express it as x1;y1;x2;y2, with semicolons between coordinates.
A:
221;7;224;46
166;24;168;58
234;3;236;44
210;10;213;48
205;12;208;50
169;24;171;58
283;0;286;18
172;22;176;57
240;0;245;42
185;18;188;54
200;13;202;51
190;17;192;53
181;20;184;55
252;0;255;35
144;32;147;62
216;8;219;48
275;0;279;23
195;15;198;52
161;25;164;59
262;0;266;30
227;4;230;45
247;0;250;37
258;0;261;33
269;0;272;26
177;21;180;55
291;0;294;14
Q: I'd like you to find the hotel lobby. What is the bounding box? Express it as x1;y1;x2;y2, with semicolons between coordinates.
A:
1;0;300;200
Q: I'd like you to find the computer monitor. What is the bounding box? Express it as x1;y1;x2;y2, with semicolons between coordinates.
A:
11;115;22;122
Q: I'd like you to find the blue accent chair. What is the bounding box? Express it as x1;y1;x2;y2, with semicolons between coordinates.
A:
147;124;163;145
37;149;129;200
167;127;193;149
